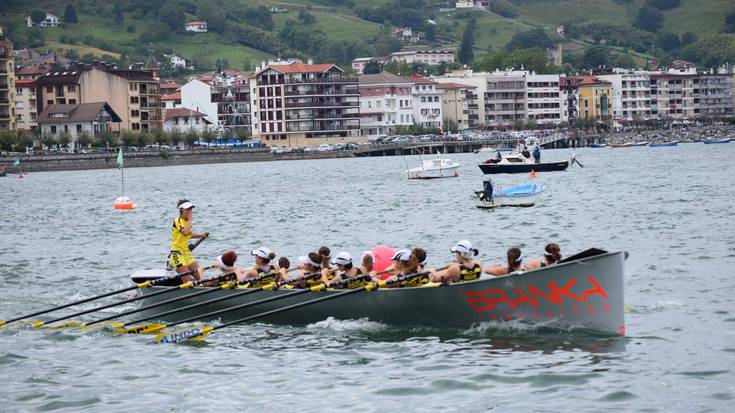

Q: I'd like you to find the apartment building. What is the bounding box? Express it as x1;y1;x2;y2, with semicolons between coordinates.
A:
358;72;414;139
33;63;162;132
0;39;15;130
694;67;734;118
14;79;37;130
435;69;489;127
180;71;253;132
526;74;563;125
559;76;580;124
649;63;697;120
572;76;612;120
411;77;442;129
485;71;527;128
598;70;652;121
436;82;478;130
252;60;361;147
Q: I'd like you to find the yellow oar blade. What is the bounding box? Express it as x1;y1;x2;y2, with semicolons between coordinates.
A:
45;321;87;330
76;321;125;332
155;326;213;344
0;320;5;327
113;323;166;335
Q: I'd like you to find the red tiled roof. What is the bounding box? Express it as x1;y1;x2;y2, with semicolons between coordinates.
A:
435;82;477;89
15;79;36;87
17;66;48;75
162;92;181;100
266;62;338;74
570;76;611;86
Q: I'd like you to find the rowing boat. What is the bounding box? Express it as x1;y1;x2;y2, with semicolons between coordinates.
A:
130;250;626;335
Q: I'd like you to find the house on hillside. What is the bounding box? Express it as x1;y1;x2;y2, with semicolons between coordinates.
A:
393;27;421;43
165;54;187;69
26;13;61;28
38;102;122;144
185;21;208;33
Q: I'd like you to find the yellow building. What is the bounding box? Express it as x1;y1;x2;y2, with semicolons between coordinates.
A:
0;39;15;130
576;76;612;120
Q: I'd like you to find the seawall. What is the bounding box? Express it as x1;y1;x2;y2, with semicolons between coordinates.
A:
0;148;354;173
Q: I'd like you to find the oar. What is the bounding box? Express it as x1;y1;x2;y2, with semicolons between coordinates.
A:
116;271;326;335
30;266;227;329
86;268;299;332
0;237;208;328
156;270;432;343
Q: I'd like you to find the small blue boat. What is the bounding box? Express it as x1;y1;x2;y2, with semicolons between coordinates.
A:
649;141;678;147
703;138;731;144
494;183;546;197
590;143;607;148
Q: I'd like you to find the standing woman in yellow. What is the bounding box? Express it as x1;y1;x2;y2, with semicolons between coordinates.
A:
170;200;209;282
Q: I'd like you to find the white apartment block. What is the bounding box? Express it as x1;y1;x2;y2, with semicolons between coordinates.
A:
435;69;490;127
358;72;414;138
411;78;443;129
526;74;563;125
179;78;219;128
598;70;652;121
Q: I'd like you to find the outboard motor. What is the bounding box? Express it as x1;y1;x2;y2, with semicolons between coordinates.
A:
481;179;494;201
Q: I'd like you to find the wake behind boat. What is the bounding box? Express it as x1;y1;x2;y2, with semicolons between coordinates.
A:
130;249;626;334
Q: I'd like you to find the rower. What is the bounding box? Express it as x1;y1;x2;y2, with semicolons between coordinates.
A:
239;247;278;287
207;250;238;286
484;247;526;276
169;200;209;283
412;247;428;272
328;252;368;289
385;249;429;288
360;250;375;276
285;252;324;289
525;243;562;270
430;240;482;284
277;257;291;283
318;246;332;284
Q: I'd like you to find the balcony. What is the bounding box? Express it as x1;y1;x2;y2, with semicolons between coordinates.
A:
283;76;358;85
286;101;359;108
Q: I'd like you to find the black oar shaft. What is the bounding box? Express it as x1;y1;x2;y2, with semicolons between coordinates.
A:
2;239;207;325
86;287;223;326
166;289;310;328
43;286;182;325
215;288;362;331
125;273;322;327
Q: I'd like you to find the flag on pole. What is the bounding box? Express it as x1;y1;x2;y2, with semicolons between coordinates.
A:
12;158;20;167
116;148;123;169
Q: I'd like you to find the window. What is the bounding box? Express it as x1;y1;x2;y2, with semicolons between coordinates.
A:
131;110;140;117
68;99;76;104
132;123;140;130
68;85;76;92
129;83;138;91
46;86;53;93
50;126;57;134
76;124;82;133
130;97;139;104
47;100;54;105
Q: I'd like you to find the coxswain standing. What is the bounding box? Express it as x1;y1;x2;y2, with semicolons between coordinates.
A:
169;200;209;283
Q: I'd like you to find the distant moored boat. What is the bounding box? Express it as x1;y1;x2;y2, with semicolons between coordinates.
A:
649;141;678;147
590;143;607;148
703;138;731;144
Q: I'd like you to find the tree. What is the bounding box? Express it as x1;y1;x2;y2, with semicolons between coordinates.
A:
443;118;458;133
646;0;680;10
77;131;92;148
235;127;251;142
581;46;612;68
362;61;383;74
614;53;636;68
298;9;316;25
121;130;136;148
634;7;664;33
159;4;185;31
184;130;199;147
457;18;477;65
64;4;79;24
656;31;681;51
41;133;56;151
58;131;71;148
26;28;44;48
507;28;554;51
681;32;698;45
725;11;735;33
30;10;46;25
425;24;436;42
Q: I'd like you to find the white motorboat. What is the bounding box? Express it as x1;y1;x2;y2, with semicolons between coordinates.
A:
406;158;460;179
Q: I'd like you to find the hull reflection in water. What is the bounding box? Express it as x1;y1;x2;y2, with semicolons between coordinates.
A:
133;251;625;335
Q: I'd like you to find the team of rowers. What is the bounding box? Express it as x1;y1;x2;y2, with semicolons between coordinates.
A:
168;200;563;289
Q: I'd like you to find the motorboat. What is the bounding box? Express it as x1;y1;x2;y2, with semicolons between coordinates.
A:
478;152;569;174
590;143;607;148
475;180;545;208
703;138;731;144
406;158;460;179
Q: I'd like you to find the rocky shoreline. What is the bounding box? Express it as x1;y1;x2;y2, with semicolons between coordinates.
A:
601;126;735;145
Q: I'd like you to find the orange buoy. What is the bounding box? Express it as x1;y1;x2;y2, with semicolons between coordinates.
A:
530;169;537;178
114;195;137;210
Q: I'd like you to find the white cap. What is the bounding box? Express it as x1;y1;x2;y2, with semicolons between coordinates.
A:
298;255;321;268
216;255;234;271
178;201;194;210
331;251;352;266
450;240;478;257
251;247;273;260
391;249;411;262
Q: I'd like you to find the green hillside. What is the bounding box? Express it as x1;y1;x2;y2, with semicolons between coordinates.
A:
0;0;733;72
